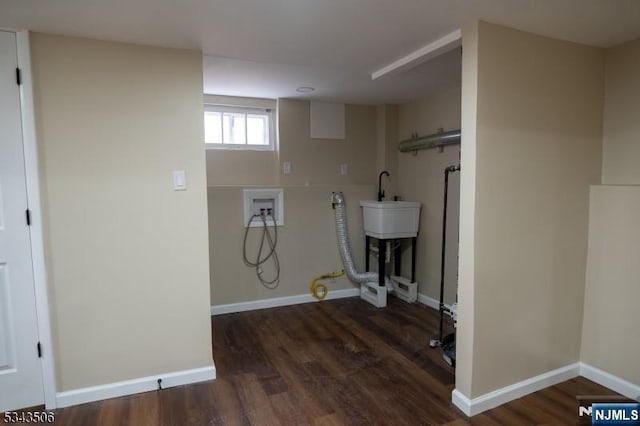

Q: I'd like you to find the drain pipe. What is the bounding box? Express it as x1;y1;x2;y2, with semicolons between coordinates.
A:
331;192;379;284
398;129;460;153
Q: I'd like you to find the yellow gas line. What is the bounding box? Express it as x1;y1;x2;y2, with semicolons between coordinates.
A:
310;269;345;300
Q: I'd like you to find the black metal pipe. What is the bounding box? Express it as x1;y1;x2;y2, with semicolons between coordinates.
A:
438;164;460;343
378;238;386;287
394;239;402;277
365;235;370;272
411;237;417;283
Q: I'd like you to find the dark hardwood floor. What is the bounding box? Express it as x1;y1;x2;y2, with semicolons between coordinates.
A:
46;297;617;425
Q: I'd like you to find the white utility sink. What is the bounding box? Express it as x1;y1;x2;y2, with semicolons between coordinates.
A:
360;200;421;239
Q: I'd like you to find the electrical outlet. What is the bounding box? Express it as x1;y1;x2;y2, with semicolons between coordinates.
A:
283;161;292;175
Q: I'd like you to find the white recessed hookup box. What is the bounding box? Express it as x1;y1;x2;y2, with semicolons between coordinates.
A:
243;188;284;227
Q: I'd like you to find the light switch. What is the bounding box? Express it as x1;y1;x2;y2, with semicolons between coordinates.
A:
340;163;348;176
173;170;186;191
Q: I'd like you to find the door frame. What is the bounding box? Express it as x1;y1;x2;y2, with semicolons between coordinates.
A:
14;30;58;410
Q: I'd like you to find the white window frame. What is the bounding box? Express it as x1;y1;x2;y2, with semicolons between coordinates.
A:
204;104;275;151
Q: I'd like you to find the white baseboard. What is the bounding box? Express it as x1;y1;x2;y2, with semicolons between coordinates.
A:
451;389;473;417
56;364;216;408
211;288;359;315
580;363;640;401
212;289;444;316
452;363;580;416
417;293;451;311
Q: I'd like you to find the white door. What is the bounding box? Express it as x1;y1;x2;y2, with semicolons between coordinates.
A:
0;30;44;412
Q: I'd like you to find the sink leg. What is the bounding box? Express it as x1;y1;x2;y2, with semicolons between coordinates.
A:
378;238;386;287
411;237;417;283
365;235;370;272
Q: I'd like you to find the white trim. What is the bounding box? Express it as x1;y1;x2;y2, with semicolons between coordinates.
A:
371;29;462;80
56;365;216;408
452;389;473;417
211;288;359;315
205;143;274;151
16;30;58;410
417;292;451;311
451;363;580;417
580;363;640;401
211;290;444;316
203;94;276;110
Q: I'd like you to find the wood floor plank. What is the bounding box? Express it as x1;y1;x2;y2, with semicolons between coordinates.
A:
39;297;626;425
312;413;345;426
268;391;312;425
207;378;251;426
127;392;159;426
233;373;282;426
260;345;338;420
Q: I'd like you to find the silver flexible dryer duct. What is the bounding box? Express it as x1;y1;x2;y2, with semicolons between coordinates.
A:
331;192;379;284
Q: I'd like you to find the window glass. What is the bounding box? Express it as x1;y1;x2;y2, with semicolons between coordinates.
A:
222;113;246;144
247;115;268;145
204;111;222;144
204;105;274;150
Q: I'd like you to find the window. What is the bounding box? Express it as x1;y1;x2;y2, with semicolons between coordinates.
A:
204;105;275;150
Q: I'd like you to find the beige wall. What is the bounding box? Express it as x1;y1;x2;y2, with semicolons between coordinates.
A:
209;185;373;305
206;99;377;188
31;34;213;391
278;100;377;186
375;105;398;196
206;149;279;186
208;99;377;305
397;85;461;303
456;20;480;398
581;186;640;385
580;38;640;387
601;39;640;185
204;95;279;186
458;22;605;398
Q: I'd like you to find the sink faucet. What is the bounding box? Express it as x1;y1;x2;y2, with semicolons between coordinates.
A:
378;171;389;201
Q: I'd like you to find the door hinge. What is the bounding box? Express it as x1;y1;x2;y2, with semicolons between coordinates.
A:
16;68;22;85
37;342;42;358
26;209;32;226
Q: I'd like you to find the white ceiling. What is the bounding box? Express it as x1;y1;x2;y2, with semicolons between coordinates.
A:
2;0;640;104
202;48;462;104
